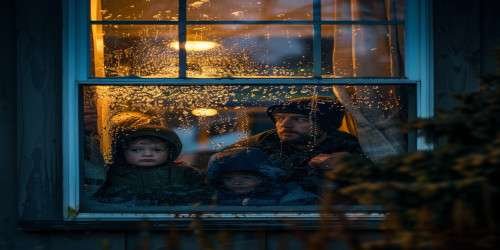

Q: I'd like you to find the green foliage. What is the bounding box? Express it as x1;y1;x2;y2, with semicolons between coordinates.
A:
327;76;500;249
67;206;79;219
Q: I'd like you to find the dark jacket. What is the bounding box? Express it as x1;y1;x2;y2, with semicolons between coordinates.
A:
94;162;208;205
207;147;318;206
94;126;210;205
229;129;367;194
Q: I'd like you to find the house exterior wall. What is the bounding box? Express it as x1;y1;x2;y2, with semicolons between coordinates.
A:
1;0;499;249
0;1;17;249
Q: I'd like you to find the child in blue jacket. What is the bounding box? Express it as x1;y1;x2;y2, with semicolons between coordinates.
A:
207;147;318;206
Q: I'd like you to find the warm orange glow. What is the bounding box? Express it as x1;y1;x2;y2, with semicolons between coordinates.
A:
191;108;218;117
169;41;220;51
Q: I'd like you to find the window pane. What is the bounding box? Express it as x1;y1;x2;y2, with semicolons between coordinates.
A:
321;25;404;77
81;84;415;211
186;25;313;77
321;0;405;21
90;0;178;20
90;25;178;77
187;0;312;20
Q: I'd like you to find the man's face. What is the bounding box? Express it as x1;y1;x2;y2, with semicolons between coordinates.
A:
124;139;169;167
274;113;317;143
222;172;263;194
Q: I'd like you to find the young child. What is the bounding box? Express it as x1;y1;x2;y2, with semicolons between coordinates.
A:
94;126;209;205
207;147;318;206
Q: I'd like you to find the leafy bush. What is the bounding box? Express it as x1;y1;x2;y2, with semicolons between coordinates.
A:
327;76;500;249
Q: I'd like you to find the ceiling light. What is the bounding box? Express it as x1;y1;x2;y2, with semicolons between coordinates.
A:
169;41;219;51
191;108;218;117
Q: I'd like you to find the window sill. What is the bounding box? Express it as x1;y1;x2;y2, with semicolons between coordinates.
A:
19;206;386;231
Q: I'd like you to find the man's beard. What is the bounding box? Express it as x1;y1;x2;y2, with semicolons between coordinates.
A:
278;130;324;146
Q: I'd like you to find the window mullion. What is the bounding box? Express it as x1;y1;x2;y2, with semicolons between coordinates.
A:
179;0;187;78
80;78;417;85
313;0;322;78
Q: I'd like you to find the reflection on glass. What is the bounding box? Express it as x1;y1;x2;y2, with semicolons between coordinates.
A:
90;25;178;77
187;0;312;20
90;0;178;20
321;0;405;20
186;25;313;77
321;25;404;77
81;84;415;210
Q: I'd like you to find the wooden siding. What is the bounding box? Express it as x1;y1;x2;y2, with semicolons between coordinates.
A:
0;0;17;249
16;0;63;220
434;0;482;110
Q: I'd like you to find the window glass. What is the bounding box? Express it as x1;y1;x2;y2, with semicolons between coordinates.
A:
321;25;404;77
321;0;405;21
91;0;178;20
90;25;178;77
186;25;313;77
81;84;415;211
89;1;407;79
187;0;313;20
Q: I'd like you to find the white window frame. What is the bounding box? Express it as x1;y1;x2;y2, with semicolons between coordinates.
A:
62;0;433;221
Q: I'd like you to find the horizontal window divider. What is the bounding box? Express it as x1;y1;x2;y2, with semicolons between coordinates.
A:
321;20;404;25
89;20;404;25
80;78;416;85
90;20;179;25
188;20;313;25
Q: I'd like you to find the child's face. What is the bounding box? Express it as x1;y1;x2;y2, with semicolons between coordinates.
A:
222;172;263;194
124;139;169;167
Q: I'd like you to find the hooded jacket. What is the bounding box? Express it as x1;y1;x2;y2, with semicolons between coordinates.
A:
94;126;210;205
229;129;366;195
207;147;317;206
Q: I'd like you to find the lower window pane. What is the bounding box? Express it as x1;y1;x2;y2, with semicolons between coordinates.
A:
81;84;415;212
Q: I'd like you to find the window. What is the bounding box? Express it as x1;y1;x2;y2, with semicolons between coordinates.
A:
63;0;433;222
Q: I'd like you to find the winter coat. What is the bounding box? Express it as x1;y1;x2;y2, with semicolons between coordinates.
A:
94;162;209;205
207;147;318;206
94;126;210;205
228;129;367;195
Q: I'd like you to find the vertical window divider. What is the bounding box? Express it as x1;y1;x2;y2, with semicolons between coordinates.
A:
179;0;187;78
313;0;322;79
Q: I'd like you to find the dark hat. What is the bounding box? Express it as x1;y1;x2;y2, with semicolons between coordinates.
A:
206;147;285;187
113;126;182;162
266;96;345;131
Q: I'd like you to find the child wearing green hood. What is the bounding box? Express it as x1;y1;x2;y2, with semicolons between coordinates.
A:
94;126;209;205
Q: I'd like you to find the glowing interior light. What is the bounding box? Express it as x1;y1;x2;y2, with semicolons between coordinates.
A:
191;108;218;117
169;41;219;51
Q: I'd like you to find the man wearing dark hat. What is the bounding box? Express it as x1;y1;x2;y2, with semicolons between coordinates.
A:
228;96;366;195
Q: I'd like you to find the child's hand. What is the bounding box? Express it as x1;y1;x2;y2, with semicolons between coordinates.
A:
308;152;350;170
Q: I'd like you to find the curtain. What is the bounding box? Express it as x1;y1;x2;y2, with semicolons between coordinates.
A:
330;0;406;161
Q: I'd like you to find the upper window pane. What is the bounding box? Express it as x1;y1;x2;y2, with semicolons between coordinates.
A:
321;25;404;77
91;0;178;20
187;0;312;20
186;25;313;78
321;0;405;21
90;24;178;77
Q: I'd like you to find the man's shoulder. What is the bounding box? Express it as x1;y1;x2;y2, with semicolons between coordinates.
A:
228;129;279;149
321;130;363;154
